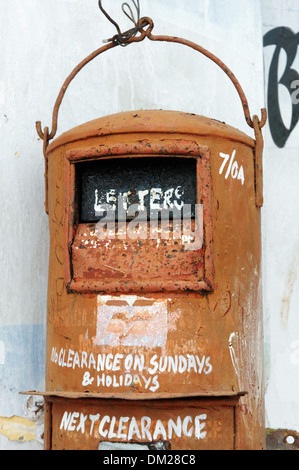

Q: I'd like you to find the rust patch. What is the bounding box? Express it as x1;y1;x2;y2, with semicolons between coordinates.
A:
266;428;299;450
71;222;206;292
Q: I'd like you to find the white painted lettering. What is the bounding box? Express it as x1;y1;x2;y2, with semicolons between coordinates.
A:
81;351;88;369
128;417;141;440
168;417;182;439
178;355;187;373
68;412;79;431
51;348;213;393
153;419;167;441
108;416;117;439
88;353;96;370
163;188;174;209
174;186;184;210
195;355;205;373
98;416;110;438
106;189;117;210
73;351;80;369
148;354;158;375
204;356;212;375
66;349;75;367
138;189;149;211
97;354;106;371
141;416;152;441
150;188;163;210
89;414;100;436
149;375;159;392
117;417;129;439
219;150;245;185
182;416;193;437
113;353;123;371
105;353;114;370
77;413;88;434
142;375;152;389
59;413;209;442
124;354;133;370
195;414;207;439
60;411;72;431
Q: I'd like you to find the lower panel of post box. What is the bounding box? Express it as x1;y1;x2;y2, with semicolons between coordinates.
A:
48;397;236;450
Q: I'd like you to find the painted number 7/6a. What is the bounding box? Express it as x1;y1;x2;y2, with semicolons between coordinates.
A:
219;150;245;185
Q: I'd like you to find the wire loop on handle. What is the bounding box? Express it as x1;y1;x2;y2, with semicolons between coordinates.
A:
36;7;266;150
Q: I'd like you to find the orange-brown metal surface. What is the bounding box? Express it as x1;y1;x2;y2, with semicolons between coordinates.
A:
42;109;265;450
48;396;238;450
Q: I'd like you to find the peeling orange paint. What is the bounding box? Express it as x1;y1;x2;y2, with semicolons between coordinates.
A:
281;238;299;327
0;416;37;442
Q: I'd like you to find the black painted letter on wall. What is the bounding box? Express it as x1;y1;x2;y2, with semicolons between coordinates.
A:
264;27;299;148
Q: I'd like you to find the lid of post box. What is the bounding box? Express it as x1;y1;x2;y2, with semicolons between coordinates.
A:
46;109;255;154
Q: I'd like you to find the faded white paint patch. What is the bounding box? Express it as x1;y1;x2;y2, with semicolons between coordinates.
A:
98;441;151;451
228;332;238;376
0;416;37;442
94;296;168;348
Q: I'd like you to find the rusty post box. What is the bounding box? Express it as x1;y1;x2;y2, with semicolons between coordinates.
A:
30;6;267;450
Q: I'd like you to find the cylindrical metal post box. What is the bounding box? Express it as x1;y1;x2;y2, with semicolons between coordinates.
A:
31;12;266;450
42;109;265;450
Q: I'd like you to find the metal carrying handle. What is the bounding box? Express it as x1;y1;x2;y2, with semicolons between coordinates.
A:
36;13;266;145
37;4;266;211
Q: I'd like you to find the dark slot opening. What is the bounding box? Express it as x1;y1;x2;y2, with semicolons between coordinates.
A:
77;157;197;223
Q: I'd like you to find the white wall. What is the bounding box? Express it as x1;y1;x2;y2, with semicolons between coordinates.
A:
2;0;296;450
262;0;299;435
